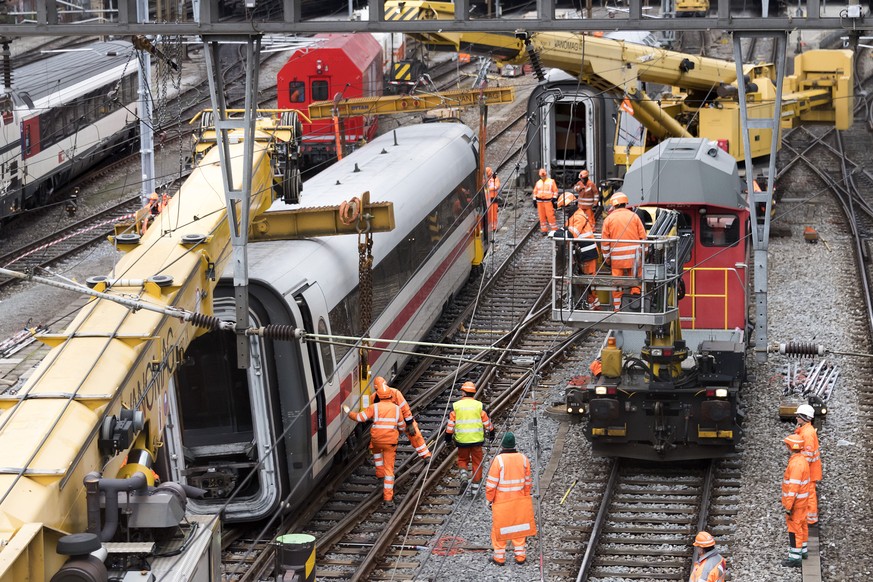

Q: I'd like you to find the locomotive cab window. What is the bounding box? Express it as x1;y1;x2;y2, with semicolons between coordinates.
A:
311;80;329;102
701;213;739;247
288;81;305;103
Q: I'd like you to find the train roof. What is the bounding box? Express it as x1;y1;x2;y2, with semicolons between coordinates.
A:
281;33;381;75
621;138;746;210
6;40;134;106
243;122;478;308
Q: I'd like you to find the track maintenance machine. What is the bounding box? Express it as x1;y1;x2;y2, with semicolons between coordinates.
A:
385;1;853;459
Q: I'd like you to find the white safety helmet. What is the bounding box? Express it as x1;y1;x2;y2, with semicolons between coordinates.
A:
795;403;815;421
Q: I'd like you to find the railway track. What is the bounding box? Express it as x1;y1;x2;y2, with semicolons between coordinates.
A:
0;195;141;290
575;460;714;581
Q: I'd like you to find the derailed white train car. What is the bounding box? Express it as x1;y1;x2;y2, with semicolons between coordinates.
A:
164;122;481;521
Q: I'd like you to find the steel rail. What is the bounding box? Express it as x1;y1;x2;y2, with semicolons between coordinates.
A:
575;460;620;582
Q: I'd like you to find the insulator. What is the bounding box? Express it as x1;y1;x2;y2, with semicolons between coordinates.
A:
188;312;223;331
254;324;299;341
779;341;825;357
522;38;546;82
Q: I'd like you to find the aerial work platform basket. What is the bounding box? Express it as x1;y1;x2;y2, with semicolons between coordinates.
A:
550;233;686;330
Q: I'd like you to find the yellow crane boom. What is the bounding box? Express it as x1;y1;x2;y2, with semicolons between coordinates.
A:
308;87;515;119
385;0;853;164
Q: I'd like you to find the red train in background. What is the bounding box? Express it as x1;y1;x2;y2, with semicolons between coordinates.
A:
277;33;384;171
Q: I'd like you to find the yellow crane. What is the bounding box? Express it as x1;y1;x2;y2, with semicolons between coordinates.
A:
384;1;853;167
308;85;516;266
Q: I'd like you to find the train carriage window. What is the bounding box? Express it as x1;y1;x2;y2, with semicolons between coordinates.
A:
311;80;329;102
328;298;353;361
288;81;305;103
701;213;740;247
317;317;335;379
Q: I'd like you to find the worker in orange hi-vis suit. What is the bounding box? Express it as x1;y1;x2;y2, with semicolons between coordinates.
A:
485;431;536;566
573;169;599;226
532;167;558;234
688;531;726;582
600;192;647;311
344;388;406;506
557;192;600;308
782;433;810;567
485;166;501;233
373;376;431;460
445;381;495;496
793;404;822;525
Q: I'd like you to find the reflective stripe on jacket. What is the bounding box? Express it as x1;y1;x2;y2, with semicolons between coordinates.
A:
601;207;647;268
487;176;501;201
689;549;726;582
795;422;822;481
568;210;597;256
385;387;413;424
782;452;810;512
574;179;599;208
349;401;404;445
485;451;532;503
533;178;558;200
448;398;492;445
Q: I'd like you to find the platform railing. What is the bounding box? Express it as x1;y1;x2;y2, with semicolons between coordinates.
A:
550;233;682;330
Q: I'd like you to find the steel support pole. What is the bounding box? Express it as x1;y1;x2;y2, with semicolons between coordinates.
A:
202;35;261;368
733;32;786;362
137;0;154;207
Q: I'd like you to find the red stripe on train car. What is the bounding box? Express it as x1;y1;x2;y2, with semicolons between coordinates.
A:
312;228;473;435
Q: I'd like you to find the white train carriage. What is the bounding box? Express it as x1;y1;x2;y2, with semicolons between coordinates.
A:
164;122;481;521
0;40;138;220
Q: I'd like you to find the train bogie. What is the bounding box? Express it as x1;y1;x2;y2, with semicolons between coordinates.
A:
165;123;481;521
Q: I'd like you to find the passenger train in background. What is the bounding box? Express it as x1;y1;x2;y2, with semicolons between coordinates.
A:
0;40;139;225
163;122;481;521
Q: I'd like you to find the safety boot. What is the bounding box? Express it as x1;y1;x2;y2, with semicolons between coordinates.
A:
781;558;801;568
470;482;480;496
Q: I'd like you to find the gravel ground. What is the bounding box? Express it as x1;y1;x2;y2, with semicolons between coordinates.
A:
728;169;873;579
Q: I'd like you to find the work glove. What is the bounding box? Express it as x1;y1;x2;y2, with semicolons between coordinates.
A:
532;198;537;209
406;427;416;438
342;405;351;414
489;430;496;443
551;197;558;209
444;433;453;446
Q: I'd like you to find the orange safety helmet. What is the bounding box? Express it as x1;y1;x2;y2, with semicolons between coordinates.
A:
693;531;716;548
610;192;629;207
556;192;577;208
148;192;159;201
784;434;804;451
538;167;547;178
579;169;589;179
460;381;477;395
374;376;392;400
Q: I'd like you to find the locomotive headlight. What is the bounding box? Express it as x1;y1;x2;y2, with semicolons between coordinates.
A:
650;348;663;356
567;407;574;413
595;386;608;395
821;407;827;415
715;388;728;398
